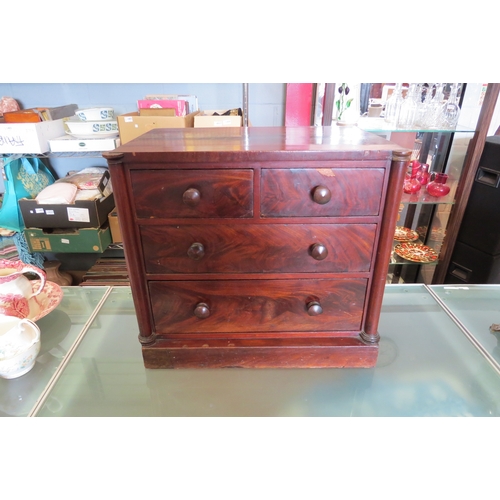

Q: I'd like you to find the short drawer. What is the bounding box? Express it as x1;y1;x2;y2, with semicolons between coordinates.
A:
261;168;385;217
149;278;367;334
141;223;376;274
130;169;253;218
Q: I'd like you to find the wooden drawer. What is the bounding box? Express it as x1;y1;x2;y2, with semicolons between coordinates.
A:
149;278;368;334
130;169;253;218
261;168;385;217
141;223;376;274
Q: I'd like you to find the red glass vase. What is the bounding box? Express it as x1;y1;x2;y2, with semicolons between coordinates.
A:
426;173;450;197
403;161;422;194
416;163;430;185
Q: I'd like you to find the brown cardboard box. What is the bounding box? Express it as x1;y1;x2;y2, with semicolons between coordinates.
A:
194;110;243;128
108;209;122;243
117;111;198;144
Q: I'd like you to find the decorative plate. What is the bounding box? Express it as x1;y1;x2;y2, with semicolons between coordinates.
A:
394;226;419;242
26;281;63;322
394;243;438;263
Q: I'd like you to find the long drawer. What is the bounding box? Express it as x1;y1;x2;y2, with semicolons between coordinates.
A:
261;168;385;217
140;223;377;274
130;169;254;218
149;278;368;334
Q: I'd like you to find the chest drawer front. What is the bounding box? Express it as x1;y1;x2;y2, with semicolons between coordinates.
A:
149;278;367;334
141;223;376;274
130;169;253;218
261;168;385;217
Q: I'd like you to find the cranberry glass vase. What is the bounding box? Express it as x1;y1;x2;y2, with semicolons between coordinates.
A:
403;161;422;194
426;173;450;197
416;163;430;185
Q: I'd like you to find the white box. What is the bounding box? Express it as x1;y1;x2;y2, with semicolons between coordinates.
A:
49;135;121;153
0;119;66;154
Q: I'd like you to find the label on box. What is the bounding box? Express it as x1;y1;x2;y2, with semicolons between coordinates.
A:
67;207;90;223
35;208;44;213
46;210;55;215
61;239;70;244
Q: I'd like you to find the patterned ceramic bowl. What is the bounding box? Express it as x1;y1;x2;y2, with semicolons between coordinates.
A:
75;107;114;121
64;117;119;138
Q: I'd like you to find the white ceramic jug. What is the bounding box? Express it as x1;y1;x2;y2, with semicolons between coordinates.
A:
0;315;41;379
0;259;46;319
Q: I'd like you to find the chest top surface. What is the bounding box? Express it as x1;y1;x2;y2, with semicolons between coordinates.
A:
109;126;402;163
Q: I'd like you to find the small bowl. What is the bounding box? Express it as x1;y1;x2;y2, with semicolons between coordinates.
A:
64;117;119;138
75;107;114;121
0;340;40;379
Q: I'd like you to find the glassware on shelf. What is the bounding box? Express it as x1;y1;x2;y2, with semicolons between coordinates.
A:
384;83;404;125
416;163;430;185
442;83;461;130
426;173;451;197
414;83;434;128
397;83;420;129
426;83;446;129
403;161;422;194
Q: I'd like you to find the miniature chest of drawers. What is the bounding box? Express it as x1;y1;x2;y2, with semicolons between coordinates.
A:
104;126;409;369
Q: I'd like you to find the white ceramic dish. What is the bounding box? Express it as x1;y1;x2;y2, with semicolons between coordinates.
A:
25;280;63;322
75;107;114;121
64;117;119;138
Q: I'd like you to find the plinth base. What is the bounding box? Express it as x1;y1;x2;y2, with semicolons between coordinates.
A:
142;337;378;369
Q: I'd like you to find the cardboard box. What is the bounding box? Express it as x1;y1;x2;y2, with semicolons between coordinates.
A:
194;110;243;128
24;225;111;253
49;135;120;153
117;111;198;144
0;118;66;154
138;108;175;117
108;209;122;243
19;170;114;229
19;191;115;229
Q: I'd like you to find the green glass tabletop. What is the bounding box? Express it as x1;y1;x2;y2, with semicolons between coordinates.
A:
30;285;500;417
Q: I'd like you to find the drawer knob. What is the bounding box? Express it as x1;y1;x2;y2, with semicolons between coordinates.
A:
187;242;205;260
194;302;210;319
307;301;323;316
312;185;331;205
183;188;201;207
310;243;328;260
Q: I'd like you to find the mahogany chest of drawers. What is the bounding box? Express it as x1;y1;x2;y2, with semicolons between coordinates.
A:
104;126;409;369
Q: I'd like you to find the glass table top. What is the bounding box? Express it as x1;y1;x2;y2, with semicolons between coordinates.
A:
18;284;500;417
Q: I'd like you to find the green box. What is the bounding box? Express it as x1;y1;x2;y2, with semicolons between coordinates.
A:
24;225;111;253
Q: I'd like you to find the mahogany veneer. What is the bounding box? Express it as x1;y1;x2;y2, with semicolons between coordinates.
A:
104;126;409;368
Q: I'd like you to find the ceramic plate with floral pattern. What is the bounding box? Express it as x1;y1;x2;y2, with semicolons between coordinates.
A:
394;243;438;263
394;226;419;242
26;281;63;322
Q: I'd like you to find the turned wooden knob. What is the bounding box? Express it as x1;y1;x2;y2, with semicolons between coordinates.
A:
187;242;205;260
310;243;328;260
183;188;201;207
312;185;331;205
194;302;210;319
307;301;323;316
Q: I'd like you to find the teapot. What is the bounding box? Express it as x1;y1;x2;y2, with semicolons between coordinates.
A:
0;315;41;379
0;259;46;319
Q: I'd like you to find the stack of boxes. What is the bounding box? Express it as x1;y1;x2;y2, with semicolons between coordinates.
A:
20;171;115;255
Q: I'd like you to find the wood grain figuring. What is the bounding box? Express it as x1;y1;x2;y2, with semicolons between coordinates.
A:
140;224;376;274
261;168;385;216
149;278;367;334
104;126;409;368
131;169;253;218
